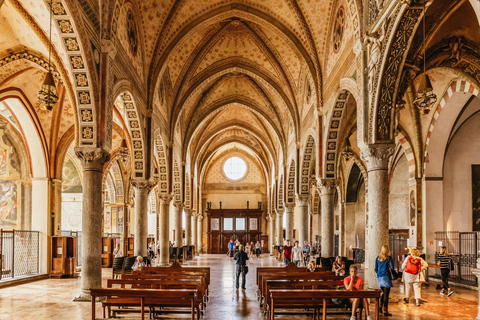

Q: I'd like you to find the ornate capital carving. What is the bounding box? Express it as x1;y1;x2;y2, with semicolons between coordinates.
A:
159;194;173;204
173;202;184;210
318;179;338;195
74;147;110;172
131;179;152;192
184;208;191;215
296;195;310;206
360;144;395;171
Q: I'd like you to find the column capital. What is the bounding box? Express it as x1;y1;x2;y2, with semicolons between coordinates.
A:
75;147;110;172
360;143;395;171
318;178;338;195
268;213;276;220
285;202;297;210
159;194;173;204
173;202;184;210
131;179;153;191
296;195;310;206
198;215;204;222
184;208;191;215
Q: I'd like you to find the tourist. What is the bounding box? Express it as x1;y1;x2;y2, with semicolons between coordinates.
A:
233;245;249;290
332;255;345;276
344;265;372;320
148;242;155;261
307;260;317;272
131;256;146;271
255;241;261;257
113;244;123;258
292;241;302;267
302;240;311;266
249;242;255;258
283;240;293;265
438;246;454;296
227;239;234;256
375;245;394;316
402;248;428;306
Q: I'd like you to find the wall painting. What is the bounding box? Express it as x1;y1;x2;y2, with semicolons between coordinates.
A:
0;180;18;226
472;165;480;231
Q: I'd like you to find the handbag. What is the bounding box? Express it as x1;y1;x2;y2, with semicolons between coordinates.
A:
389;267;399;281
242;265;249;275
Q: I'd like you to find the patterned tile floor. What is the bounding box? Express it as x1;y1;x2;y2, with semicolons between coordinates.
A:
0;254;477;319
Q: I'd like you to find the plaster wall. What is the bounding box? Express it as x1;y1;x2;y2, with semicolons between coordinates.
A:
389;155;409;229
345;181;365;251
31;178;49;274
61;193;82;231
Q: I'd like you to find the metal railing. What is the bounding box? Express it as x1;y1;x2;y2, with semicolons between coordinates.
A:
0;229;39;280
434;231;479;285
61;230;82;267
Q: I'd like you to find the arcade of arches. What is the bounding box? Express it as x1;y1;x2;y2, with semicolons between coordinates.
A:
1;0;480;317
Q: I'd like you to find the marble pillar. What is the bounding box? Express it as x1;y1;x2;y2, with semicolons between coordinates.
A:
132;180;151;257
173;203;183;246
73;147;109;301
159;195;172;266
184;209;192;246
320;179;337;258
51;179;62;236
269;214;276;255
297;196;309;245
192;215;198;255
197;215;204;254
285;204;295;242
361;144;394;288
276;209;284;245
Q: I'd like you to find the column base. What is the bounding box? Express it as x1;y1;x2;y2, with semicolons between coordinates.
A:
72;290;92;302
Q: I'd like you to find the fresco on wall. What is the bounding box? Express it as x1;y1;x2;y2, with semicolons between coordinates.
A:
410;190;416;227
62;158;83;193
0;148;7;176
117;206;124;234
472;165;480;231
104;206;111;233
0;180;17;226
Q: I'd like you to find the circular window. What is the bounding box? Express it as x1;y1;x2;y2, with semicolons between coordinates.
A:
223;157;247;180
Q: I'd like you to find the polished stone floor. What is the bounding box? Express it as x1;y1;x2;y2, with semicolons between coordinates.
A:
0;254;478;319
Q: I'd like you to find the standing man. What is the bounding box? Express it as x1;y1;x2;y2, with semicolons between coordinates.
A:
283;240;293;265
227;239;234;256
292;241;303;267
234;245;249;290
302;240;311;267
255;240;261;257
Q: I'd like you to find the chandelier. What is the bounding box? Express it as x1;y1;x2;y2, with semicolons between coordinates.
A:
413;1;437;115
38;0;59;111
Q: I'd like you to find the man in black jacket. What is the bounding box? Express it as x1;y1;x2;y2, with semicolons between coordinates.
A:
234;244;249;289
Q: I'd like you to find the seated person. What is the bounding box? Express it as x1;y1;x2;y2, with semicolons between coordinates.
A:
344;265;371;320
307;260;318;272
132;256;146;271
333;255;346;276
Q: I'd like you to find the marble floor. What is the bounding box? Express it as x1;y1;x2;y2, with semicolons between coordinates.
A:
0;254;478;319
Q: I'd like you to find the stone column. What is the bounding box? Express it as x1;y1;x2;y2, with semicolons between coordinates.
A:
269;214;276;255
22;181;32;230
159;195;172;266
73;147;109;301
472;266;480;320
192;214;198;255
285;204;295;242
51;179;62;236
184;209;192;246
297;196;309;245
339;200;346;257
197;215;204;254
361;144;394;288
320;179;337;258
173;203;183;246
275;209;284;245
132;180;151;257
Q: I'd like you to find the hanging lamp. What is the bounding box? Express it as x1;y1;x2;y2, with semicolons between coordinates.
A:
413;1;437;115
38;0;59;111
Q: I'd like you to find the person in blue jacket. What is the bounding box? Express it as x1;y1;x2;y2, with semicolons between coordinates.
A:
375;245;394;316
227;239;234;256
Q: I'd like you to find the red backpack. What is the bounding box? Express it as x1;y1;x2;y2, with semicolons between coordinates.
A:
405;256;421;275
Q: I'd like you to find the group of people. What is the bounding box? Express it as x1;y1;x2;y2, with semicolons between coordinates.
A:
227;239;262;258
282;239;313;267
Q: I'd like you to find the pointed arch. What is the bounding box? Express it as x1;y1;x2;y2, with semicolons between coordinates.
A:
300;135;315;195
173;158;181;204
286;159;296;203
154;138;169;194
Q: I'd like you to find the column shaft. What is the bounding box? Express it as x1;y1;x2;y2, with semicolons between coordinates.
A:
159;195;172;266
320;180;336;258
173;204;183;246
192;215;198;254
22;181;32;230
285;206;294;242
185;210;192;246
74;148;109;301
269;214;276;255
197;215;203;253
297;198;309;245
132;180;150;257
361;144;394;288
276;210;284;245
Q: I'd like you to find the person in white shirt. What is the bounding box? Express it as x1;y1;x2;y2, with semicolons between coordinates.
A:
113;244;123;258
292;241;303;267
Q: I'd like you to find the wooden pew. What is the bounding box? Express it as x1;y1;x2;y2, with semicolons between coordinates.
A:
269;289;382;320
89;287;197;320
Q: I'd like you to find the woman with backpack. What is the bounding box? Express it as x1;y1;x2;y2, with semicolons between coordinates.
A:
402;248;428;307
437;246;454;296
375;245;395;316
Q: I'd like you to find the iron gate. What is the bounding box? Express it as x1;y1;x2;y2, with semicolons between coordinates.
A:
0;229;39;280
434;231;478;285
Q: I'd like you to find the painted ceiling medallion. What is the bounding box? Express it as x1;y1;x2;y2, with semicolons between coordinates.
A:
126;10;138;55
333;6;345;53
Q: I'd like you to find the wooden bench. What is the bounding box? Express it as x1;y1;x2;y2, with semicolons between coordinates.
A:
270;289;382;320
141;262;211;286
105;278;205;318
89;287;197;320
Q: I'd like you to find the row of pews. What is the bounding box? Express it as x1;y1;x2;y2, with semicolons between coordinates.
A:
90;262;210;320
256;263;382;320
